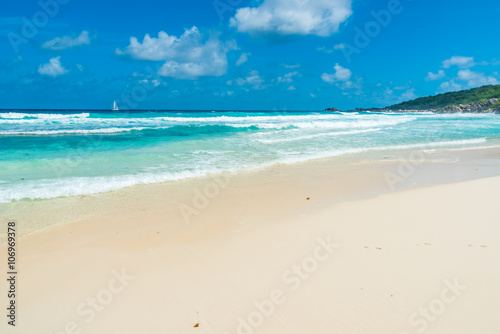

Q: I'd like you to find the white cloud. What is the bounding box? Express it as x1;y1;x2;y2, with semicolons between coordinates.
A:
139;79;162;87
440;80;462;92
439;70;499;92
282;63;301;69
426;70;445;81
341;77;364;95
37;57;68;77
321;73;335;84
236;52;250;66
382;86;417;103
400;88;417;101
230;0;352;37
322;64;363;95
457;69;499;87
117;27;236;79
42;31;90;50
321;73;334;83
317;44;344;53
277;71;299;83
316;46;333;53
431;57;499;91
442;56;475;69
321;63;351;84
287;86;296;91
235;70;264;88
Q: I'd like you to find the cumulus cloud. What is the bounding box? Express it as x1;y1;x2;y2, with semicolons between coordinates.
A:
426;70;445;81
42;31;90;50
400;88;417;101
322;64;363;95
277;71;299;83
37;57;68;77
321;63;351;84
235;70;264;89
236;52;250;66
440;80;462;92
439;70;498;92
381;86;417;104
230;0;352;37
457;69;499;87
442;56;475;69
116;27;236;79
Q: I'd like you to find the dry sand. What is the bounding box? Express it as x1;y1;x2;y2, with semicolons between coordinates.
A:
1;147;499;334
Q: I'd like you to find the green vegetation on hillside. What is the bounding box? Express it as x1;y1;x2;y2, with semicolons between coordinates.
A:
386;85;500;110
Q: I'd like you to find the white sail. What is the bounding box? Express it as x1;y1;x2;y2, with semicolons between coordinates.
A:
112;101;119;111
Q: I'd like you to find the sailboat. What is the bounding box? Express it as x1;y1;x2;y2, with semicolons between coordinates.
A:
112;100;119;111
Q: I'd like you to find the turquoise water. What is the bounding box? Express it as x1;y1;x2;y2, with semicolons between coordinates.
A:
1;110;499;203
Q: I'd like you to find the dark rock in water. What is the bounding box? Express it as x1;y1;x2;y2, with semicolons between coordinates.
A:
324;107;341;112
344;107;384;112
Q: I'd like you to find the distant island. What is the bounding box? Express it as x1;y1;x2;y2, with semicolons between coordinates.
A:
327;84;500;113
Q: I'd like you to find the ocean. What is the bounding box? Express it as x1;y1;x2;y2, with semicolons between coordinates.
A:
1;110;499;203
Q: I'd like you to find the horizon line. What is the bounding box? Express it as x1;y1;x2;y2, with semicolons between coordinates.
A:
0;108;343;112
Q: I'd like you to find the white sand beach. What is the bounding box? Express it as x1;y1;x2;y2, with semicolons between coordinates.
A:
1;147;500;334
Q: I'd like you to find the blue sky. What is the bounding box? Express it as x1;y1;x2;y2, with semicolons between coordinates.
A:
1;0;499;110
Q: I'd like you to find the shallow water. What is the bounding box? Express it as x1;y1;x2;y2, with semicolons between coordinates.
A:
1;110;499;202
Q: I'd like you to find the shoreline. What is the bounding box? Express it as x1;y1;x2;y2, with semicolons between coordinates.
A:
2;143;500;240
0;145;499;333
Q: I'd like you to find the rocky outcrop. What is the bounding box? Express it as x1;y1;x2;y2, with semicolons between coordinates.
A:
383;98;500;113
440;98;500;113
326;98;500;113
